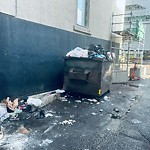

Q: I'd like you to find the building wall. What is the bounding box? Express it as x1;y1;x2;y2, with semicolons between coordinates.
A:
144;24;150;50
0;0;125;99
0;0;118;40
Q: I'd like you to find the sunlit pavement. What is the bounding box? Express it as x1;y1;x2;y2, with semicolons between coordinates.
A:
0;78;150;150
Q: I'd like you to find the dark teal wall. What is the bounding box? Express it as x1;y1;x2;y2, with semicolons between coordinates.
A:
0;13;111;100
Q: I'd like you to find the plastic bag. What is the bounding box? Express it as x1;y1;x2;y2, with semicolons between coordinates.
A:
66;47;88;58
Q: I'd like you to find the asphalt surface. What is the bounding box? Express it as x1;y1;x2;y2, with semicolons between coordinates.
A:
0;79;150;150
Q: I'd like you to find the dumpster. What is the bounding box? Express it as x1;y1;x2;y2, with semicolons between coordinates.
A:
64;57;113;96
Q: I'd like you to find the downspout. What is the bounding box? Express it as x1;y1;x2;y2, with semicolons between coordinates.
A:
15;0;17;18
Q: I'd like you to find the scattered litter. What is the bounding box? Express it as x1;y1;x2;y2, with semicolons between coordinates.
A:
131;119;142;124
74;105;77;108
20;100;24;103
14;108;22;114
97;102;100;105
19;104;26;110
104;96;110;101
113;108;119;113
131;98;136;101
39;110;45;119
107;128;111;131
9;114;19;121
26;116;31;119
70;115;75;118
99;109;103;112
118;91;122;95
87;99;97;103
138;84;144;87
61;97;68;102
0;104;10;122
40;139;53;146
91;113;97;115
75;100;81;103
55;89;65;93
101;101;104;103
59;120;76;125
27;97;42;107
44;126;54;133
18;125;30;134
45;113;53;118
111;113;121;119
111;104;114;106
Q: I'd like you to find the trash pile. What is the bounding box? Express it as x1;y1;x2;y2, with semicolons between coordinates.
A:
0;89;65;123
66;44;115;60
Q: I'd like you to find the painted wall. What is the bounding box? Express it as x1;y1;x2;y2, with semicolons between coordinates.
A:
0;1;126;99
0;13;111;99
0;0;125;41
0;0;15;16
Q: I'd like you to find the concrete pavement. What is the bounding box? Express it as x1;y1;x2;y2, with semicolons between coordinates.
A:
0;79;150;150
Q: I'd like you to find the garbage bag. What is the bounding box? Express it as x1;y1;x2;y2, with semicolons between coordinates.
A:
27;97;42;107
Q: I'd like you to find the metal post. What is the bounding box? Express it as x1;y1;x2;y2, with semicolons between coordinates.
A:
127;11;132;71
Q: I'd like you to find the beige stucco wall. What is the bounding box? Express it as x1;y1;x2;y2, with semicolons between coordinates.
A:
0;0;126;41
0;0;15;16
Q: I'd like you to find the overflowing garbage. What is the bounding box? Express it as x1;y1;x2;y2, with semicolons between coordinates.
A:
66;44;115;60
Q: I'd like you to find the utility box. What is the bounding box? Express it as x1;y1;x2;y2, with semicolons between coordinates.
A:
64;57;113;96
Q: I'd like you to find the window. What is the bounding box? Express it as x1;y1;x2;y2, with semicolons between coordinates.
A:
77;0;90;27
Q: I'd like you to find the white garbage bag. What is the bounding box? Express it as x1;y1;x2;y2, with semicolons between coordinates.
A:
66;47;88;58
27;97;42;107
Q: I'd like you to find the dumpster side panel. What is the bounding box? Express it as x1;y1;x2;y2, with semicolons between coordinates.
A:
64;57;103;96
101;61;113;95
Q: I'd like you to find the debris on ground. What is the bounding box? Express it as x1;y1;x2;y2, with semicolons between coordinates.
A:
18;125;30;134
60;97;68;102
118;91;122;95
55;89;65;94
87;99;98;103
36;110;45;119
131;119;142;124
0;103;10;122
9;113;19;121
91;112;97;115
27;97;42;107
45;113;53;118
39;139;53;146
75;100;81;103
99;109;103;112
111;113;121;119
104;96;110;101
131;97;136;101
2;97;19;113
70;115;75;118
59;120;76;125
113;108;119;113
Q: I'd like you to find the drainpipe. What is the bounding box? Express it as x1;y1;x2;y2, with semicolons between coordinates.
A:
15;0;17;17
